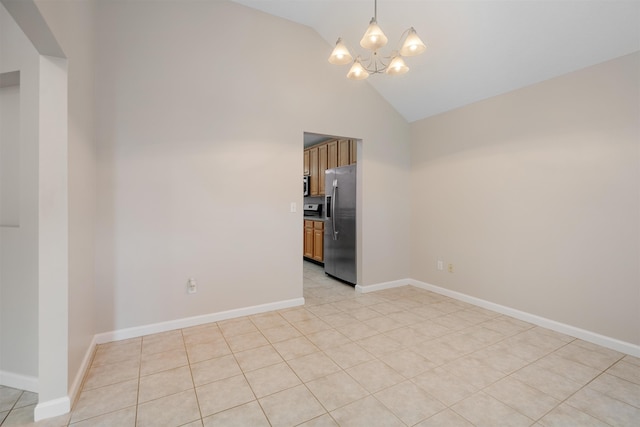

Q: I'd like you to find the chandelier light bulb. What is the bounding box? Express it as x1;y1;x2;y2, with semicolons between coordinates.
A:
347;59;370;80
328;38;353;65
360;18;388;51
399;27;427;57
386;54;409;76
329;0;426;79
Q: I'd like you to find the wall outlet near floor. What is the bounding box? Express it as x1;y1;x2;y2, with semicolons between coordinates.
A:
437;260;444;271
187;278;197;294
448;263;454;273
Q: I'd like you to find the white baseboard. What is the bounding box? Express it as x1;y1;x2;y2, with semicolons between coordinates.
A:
408;279;640;358
68;335;97;407
34;396;70;422
356;277;640;357
95;297;305;344
0;370;38;392
356;279;410;293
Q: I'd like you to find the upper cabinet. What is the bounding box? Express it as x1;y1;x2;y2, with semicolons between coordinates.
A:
327;140;338;169
304;138;356;197
303;150;310;176
338;139;350;167
309;146;319;196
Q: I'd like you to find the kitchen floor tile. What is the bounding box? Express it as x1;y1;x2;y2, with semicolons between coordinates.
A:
225;331;269;352
82;358;140;391
243;362;301;398
606;359;640;384
305;329;350;350
377;348;435;379
483;376;560;420
138;365;193;403
260;324;302;343
66;406;135;427
451;392;533;427
565;387;640;426
296;413;339;427
346;359;404;393
374;380;445;425
234;344;283;372
141;330;184;355
70;379;138;423
412;367;478;407
306;371;369;411
91;339;141;366
259;385;326;427
54;261;638;427
415;409;474;427
587;372;640;407
191;354;242;387
330;395;404;427
140;347;189;376
202;400;269;427
537;403;609;427
511;363;584;400
185;338;231;363
272;336;319;360
0;387;23;412
322;341;374;369
136;389;200;427
288;352;341;382
218;317;259;337
196;374;255;417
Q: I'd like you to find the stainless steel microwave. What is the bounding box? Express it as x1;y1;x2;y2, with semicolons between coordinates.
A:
303;176;309;196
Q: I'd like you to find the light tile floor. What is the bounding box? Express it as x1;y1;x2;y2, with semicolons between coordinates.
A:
3;261;640;426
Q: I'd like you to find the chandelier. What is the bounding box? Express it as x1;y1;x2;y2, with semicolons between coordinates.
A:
328;0;427;80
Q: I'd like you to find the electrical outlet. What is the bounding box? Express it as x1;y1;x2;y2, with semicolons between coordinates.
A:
290;202;297;213
448;263;454;273
187;278;197;294
437;260;444;271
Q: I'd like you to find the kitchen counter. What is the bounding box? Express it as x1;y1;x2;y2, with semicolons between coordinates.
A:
304;216;326;221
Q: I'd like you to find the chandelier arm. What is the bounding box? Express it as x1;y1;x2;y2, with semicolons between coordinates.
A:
393;27;412;52
330;0;422;78
360;53;389;74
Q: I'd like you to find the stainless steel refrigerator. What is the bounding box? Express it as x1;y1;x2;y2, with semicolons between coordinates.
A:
324;164;356;285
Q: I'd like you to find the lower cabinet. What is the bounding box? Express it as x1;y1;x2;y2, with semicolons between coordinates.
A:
304;220;324;262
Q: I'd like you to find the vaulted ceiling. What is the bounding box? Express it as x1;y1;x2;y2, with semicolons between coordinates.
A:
233;0;640;122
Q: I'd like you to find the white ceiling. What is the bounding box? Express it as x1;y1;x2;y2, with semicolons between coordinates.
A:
233;0;640;123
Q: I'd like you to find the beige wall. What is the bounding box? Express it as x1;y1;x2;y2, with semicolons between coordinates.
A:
92;0;410;332
0;2;40;386
35;0;97;398
410;52;640;345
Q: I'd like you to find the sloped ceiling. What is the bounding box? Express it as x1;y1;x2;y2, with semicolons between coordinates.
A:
233;0;640;123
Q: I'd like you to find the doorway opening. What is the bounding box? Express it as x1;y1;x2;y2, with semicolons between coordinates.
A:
302;132;359;289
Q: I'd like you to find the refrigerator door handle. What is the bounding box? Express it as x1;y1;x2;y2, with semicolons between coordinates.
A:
332;179;338;240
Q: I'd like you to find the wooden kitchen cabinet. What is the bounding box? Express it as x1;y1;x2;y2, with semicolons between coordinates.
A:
327;140;338;169
318;143;328;196
350;139;357;164
338;139;351;166
313;221;324;262
303;149;310;175
304;221;314;258
304;220;324;262
304;139;355;199
309;146;319;196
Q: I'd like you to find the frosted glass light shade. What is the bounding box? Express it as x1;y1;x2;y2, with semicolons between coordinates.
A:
347;60;370;80
360;18;388;51
328;38;353;65
399;27;426;56
386;55;409;75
